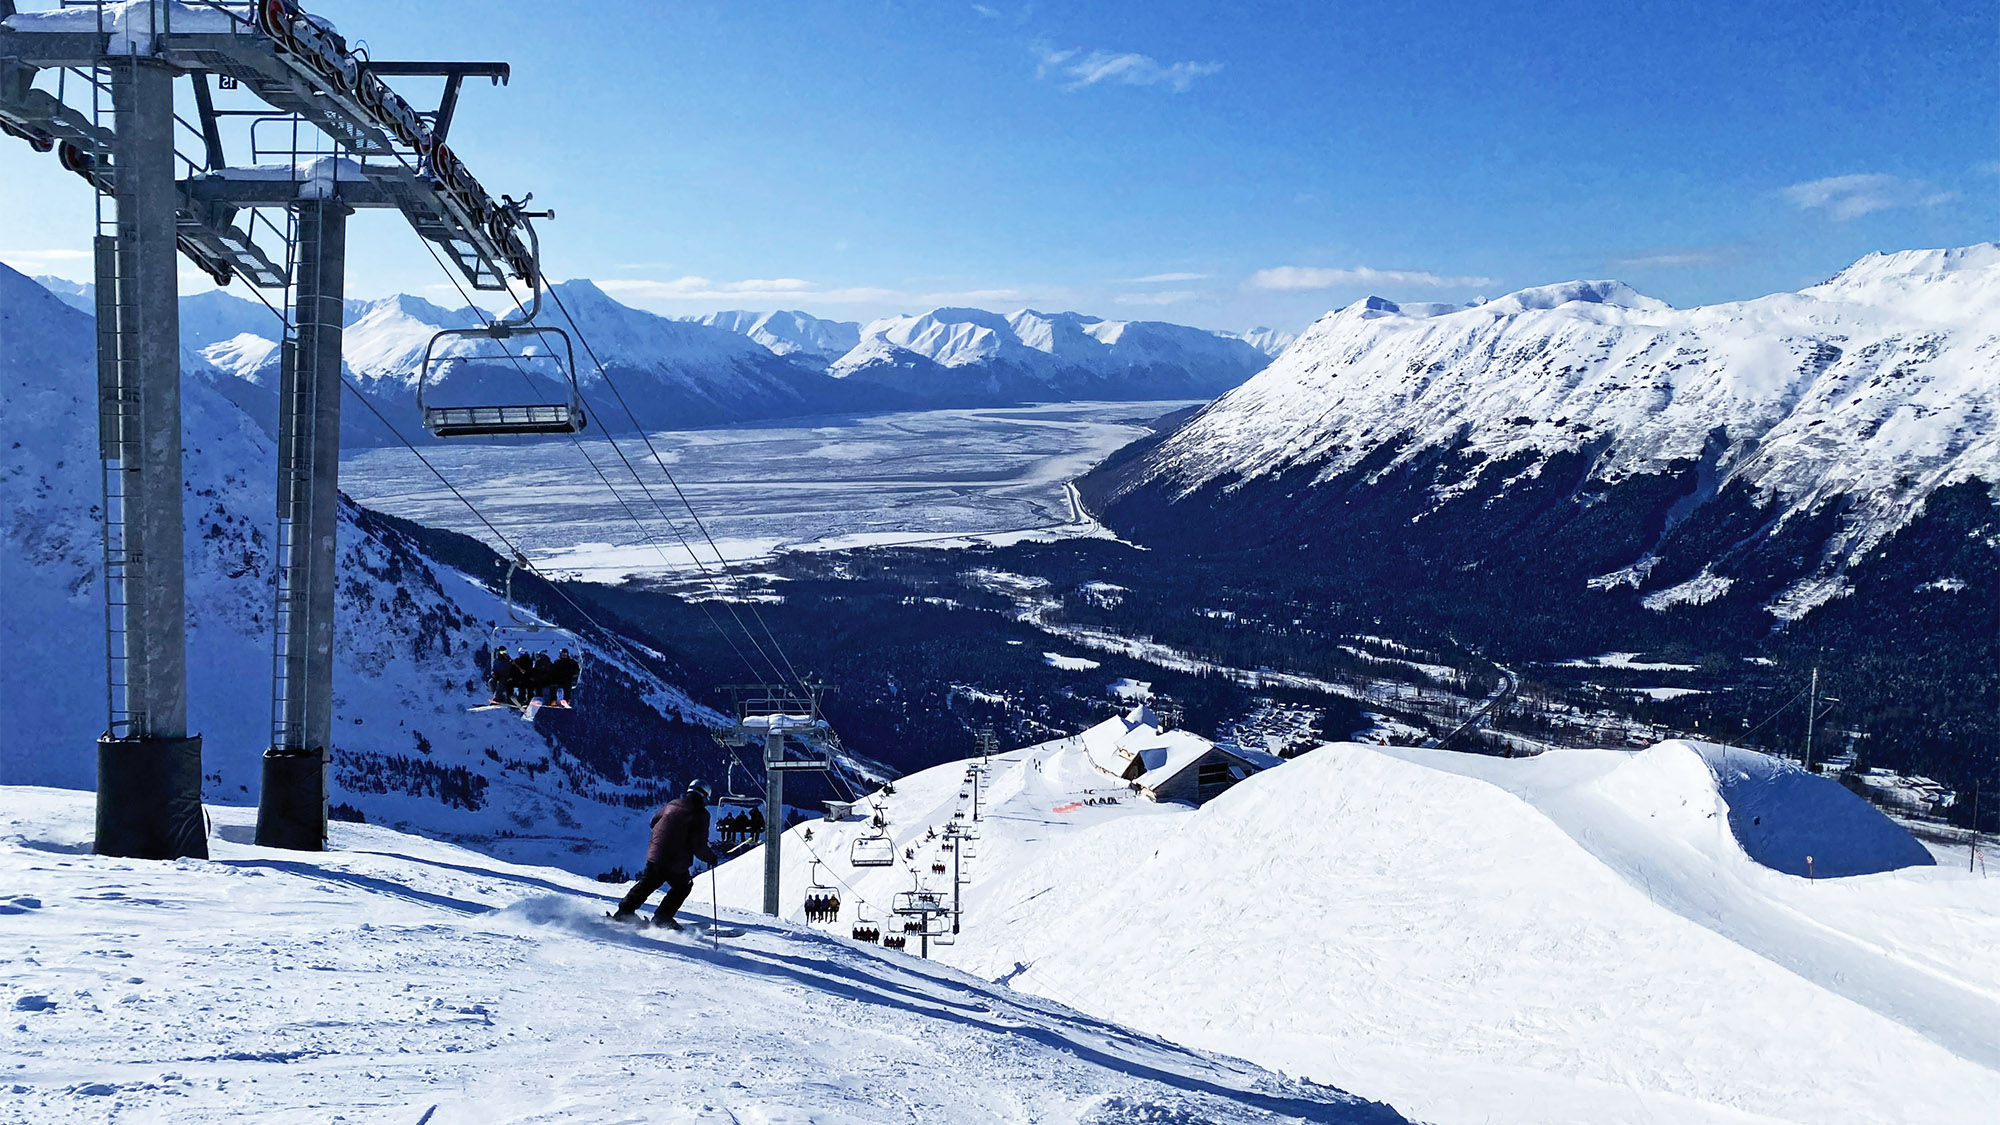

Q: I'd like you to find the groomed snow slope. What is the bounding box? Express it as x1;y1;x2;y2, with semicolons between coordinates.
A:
0;786;1404;1125
714;728;2000;1125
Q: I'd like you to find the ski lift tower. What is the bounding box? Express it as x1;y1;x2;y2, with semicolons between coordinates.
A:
0;0;541;857
721;680;837;916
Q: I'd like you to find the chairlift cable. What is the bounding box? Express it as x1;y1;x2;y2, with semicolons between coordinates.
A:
450;264;797;689
413;236;775;684
545;283;810;690
333;365;673;685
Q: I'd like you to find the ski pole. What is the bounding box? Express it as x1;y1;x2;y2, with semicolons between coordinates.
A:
710;865;721;949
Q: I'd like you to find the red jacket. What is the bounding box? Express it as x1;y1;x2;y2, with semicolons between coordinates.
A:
646;796;718;871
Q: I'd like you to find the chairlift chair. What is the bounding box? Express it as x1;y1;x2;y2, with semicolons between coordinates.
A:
849;832;896;868
803;860;840;925
481;554;579;709
418;218;588;438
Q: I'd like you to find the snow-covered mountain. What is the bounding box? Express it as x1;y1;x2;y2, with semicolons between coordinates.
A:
682;308;861;360
182;281;847;442
1082;245;2000;629
0;261;721;872
31;273;92;313
35;275;1262;439
829;307;1272;404
1232;325;1298;357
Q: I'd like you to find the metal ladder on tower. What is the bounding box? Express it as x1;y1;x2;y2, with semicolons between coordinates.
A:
86;43;141;741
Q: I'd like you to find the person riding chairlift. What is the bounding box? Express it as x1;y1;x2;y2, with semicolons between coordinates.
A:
549;647;580;706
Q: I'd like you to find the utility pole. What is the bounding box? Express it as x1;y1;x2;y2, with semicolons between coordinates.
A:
952;830;963;935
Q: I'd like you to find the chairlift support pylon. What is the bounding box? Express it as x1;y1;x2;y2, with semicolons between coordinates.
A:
720;680;837;917
0;0;548;857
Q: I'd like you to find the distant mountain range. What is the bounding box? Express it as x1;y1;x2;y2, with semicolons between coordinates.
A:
1087;245;1999;621
1079;245;1999;785
35;276;1274;442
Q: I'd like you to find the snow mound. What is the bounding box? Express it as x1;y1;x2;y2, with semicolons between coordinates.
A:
721;733;2000;1125
1598;740;1935;877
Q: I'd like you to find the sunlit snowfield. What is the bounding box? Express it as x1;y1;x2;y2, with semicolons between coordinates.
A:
341;401;1194;579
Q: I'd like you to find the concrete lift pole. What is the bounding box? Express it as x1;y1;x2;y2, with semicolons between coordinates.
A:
0;0;532;861
93;55;203;860
256;198;348;849
761;723;785;917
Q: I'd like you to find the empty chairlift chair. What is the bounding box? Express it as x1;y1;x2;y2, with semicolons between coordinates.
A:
417;225;587;438
419;318;586;437
849;832;895;869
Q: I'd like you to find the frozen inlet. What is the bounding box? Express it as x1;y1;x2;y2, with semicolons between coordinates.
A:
422;403;584;438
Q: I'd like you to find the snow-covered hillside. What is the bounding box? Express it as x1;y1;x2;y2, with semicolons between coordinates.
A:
831;307;1271;403
0;787;1402;1124
0;262;716;871
683;307;861;360
714;714;2000;1125
1231;325;1298;357
1085;244;2000;625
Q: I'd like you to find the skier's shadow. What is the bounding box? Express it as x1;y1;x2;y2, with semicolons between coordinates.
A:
642;938;1403;1124
210;858;492;916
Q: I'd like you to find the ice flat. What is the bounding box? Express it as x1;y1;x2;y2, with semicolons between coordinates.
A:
340;402;1193;579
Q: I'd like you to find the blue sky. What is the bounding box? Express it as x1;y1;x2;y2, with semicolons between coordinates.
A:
2;0;1993;334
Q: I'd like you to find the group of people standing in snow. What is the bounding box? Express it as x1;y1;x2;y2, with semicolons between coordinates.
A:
487;646;579;707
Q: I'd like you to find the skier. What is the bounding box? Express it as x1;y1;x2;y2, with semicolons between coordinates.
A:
612;780;719;930
550;647;580;706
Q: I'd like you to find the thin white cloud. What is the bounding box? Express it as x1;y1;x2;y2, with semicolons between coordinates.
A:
1247;265;1494;291
1606;247;1739;270
595;276;1038;309
1114;290;1197;306
0;247;91;270
1120;271;1208;283
1035;45;1221;92
1780;173;1953;221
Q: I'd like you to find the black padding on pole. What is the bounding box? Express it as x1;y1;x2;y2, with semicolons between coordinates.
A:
255;748;326;851
95;735;208;860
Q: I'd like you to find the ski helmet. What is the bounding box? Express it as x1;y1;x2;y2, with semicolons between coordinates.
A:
687;779;714;803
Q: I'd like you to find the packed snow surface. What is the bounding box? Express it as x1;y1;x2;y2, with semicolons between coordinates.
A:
0;787;1401;1124
715;717;2000;1125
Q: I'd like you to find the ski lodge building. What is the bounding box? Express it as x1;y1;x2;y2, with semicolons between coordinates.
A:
1078;705;1277;806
